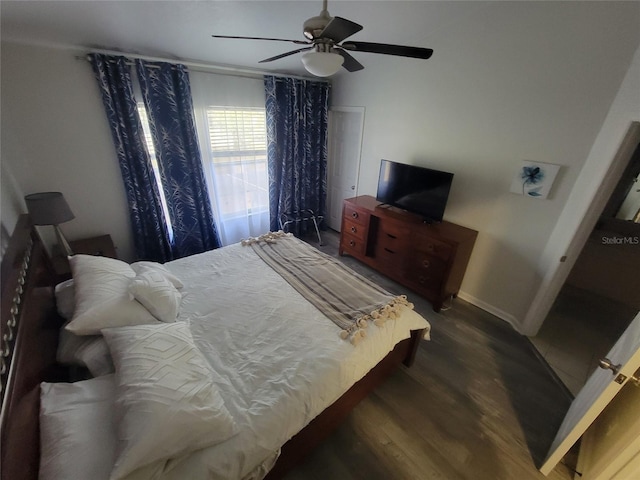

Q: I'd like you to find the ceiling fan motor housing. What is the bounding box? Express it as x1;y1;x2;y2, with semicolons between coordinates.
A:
303;10;332;40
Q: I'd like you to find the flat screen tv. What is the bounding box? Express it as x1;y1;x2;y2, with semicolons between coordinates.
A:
376;159;454;223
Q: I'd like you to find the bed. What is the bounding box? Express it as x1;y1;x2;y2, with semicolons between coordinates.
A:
1;215;430;480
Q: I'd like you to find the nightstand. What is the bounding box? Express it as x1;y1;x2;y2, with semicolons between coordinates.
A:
52;234;117;278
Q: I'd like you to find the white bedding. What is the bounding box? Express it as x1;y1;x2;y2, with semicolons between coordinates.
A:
47;240;430;480
121;242;430;480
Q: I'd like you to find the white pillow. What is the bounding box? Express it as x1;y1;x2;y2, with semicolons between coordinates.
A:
40;375;116;480
129;270;182;323
65;255;158;335
54;279;76;319
75;336;114;377
130;261;184;289
57;326;114;377
102;322;238;479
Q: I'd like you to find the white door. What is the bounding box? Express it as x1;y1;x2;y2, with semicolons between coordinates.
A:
326;107;364;231
577;381;640;480
540;311;640;475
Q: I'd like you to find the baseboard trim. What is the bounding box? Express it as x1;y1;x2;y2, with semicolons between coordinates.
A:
457;290;522;333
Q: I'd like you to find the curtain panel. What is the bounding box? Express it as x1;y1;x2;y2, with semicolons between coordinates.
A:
88;54;173;262
264;76;330;234
136;60;222;257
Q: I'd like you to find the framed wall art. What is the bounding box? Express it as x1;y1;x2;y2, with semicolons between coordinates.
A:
510;161;560;199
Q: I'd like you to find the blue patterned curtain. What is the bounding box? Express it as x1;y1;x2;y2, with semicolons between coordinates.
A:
264;76;330;234
88;54;173;262
136;60;222;257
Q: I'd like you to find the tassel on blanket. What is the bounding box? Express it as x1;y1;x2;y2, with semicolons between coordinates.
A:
340;295;414;344
351;329;367;346
241;230;292;246
340;328;367;345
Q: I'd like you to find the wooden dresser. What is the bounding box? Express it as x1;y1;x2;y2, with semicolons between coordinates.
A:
339;195;478;311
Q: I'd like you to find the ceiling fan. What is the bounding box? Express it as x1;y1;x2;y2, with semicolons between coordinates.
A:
212;0;433;77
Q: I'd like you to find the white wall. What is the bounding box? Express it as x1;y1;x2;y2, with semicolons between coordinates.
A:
331;2;640;330
1;42;135;260
1;155;26;235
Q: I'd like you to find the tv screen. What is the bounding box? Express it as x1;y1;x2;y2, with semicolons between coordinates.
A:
376;159;453;223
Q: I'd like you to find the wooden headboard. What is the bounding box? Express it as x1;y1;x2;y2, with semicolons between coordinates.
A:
1;214;64;480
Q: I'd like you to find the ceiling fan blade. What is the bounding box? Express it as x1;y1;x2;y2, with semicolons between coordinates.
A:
341;41;433;59
335;49;364;72
320;16;363;43
212;35;310;46
259;47;313;63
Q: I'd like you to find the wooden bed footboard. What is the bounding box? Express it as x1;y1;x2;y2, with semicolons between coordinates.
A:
264;328;425;480
0;215;425;480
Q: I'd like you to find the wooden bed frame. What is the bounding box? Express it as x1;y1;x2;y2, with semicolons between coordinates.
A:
0;215;425;480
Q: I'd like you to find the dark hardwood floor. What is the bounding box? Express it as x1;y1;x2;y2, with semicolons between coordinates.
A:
286;229;576;480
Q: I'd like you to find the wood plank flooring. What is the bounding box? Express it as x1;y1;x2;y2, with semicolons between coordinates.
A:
286;230;576;480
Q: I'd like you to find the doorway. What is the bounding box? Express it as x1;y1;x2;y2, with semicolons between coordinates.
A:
530;129;640;395
326;107;365;232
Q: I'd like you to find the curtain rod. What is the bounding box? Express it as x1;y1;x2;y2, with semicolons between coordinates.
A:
77;47;326;83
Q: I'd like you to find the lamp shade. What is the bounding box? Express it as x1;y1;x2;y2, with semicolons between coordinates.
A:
25;192;75;226
301;51;344;77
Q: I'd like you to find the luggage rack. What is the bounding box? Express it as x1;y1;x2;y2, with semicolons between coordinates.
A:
279;209;324;245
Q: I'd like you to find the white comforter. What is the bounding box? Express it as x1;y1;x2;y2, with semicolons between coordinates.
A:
126;242;431;480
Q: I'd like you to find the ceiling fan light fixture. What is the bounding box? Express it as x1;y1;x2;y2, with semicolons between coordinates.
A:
301;51;344;77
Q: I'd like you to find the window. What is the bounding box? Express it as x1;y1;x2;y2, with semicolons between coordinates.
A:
205;106;269;219
136;103;173;239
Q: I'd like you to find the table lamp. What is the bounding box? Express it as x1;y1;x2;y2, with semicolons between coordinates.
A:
24;192;75;256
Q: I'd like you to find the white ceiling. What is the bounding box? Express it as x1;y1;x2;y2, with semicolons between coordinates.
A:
0;0;450;76
1;1;640;80
0;1;551;77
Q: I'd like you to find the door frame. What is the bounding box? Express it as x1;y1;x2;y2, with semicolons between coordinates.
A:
326;106;365;231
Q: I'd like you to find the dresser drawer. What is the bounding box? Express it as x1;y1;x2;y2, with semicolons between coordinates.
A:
405;252;447;289
343;219;367;241
414;234;453;261
374;244;405;275
343;204;368;226
341;233;366;256
377;220;411;250
375;242;403;263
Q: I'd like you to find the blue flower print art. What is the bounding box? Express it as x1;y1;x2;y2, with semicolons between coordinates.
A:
510;161;560;200
521;166;544;196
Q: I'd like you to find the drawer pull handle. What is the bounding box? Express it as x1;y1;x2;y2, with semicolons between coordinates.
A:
384;248;395;254
422;260;430;269
387;233;397;239
351;226;357;233
349;240;356;247
419;275;426;284
351;212;359;219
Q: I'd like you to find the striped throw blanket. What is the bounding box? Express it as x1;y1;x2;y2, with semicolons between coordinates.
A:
242;231;414;345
